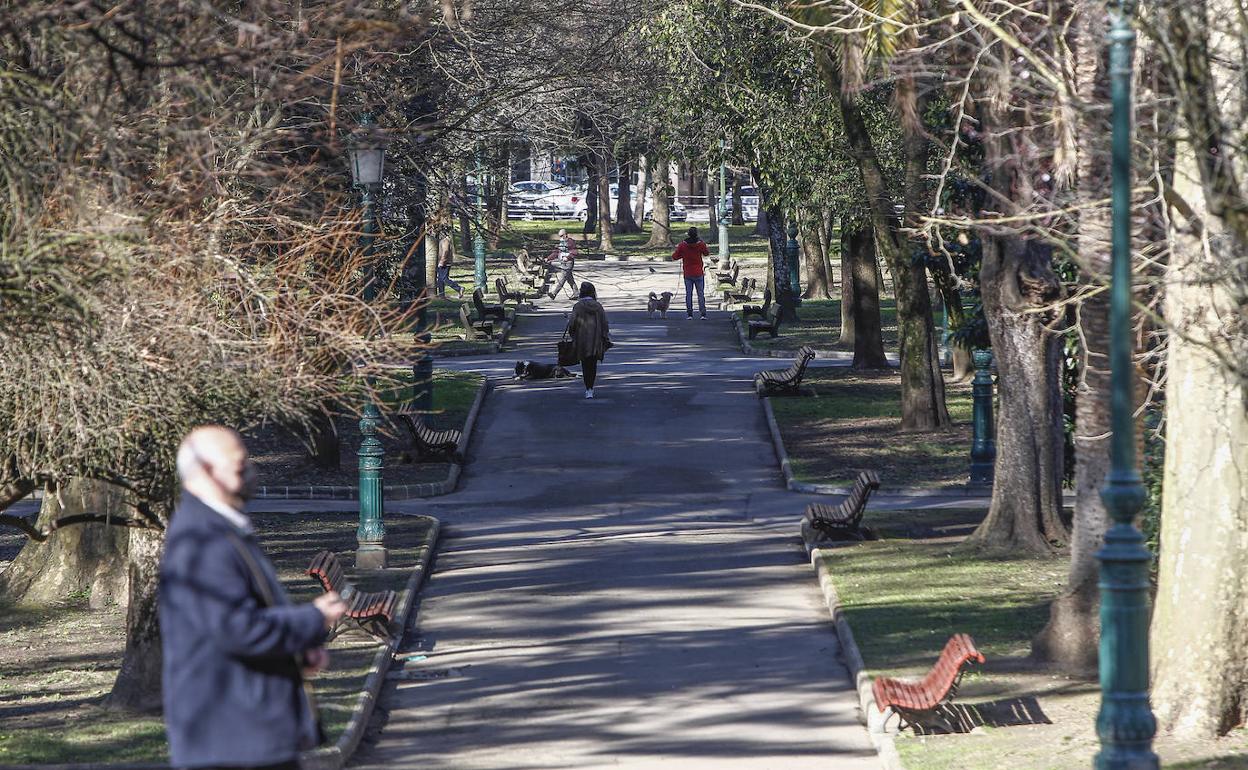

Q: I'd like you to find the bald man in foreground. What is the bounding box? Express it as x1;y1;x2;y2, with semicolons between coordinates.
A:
159;426;347;770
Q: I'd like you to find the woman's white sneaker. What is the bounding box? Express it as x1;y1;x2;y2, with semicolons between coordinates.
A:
585;388;594;399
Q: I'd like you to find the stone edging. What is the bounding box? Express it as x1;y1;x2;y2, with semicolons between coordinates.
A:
760;394;992;499
253;378;492;502
809;545;905;770
301;517;441;770
3;519;443;770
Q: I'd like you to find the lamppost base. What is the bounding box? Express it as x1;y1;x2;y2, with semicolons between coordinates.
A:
969;463;995;488
356;543;389;570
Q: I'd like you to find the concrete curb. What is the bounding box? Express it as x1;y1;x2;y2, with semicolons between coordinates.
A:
253;378;492;502
301;517;441;770
809;546;905;770
5;519;443;770
760;393;994;500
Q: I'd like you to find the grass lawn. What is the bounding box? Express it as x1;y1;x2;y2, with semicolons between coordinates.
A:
819;532;1248;768
768;369;972;489
248;369;484;488
0;512;435;765
732;298;900;353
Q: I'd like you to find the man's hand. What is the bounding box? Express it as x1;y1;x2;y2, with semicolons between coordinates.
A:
313;591;347;629
302;646;330;678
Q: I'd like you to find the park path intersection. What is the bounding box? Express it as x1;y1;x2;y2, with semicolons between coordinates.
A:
350;262;879;769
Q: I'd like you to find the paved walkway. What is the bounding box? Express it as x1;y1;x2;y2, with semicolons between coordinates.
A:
347;262;879;769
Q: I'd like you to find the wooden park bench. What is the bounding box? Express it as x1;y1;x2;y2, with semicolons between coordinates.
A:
872;633;986;732
754;345;816;396
306;550;400;643
747;302;782;339
715;257;737;282
496;277;530;304
473;287;507;323
802;469;881;541
743;287;772;319
458;304;495;341
725;277;756;306
717;263;740;288
397;410;463;464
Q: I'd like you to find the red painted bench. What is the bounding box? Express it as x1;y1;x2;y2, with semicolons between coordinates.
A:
306;550;399;643
872;633;985;731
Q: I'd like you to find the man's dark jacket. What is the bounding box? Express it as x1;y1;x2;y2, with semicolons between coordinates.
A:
159;493;327;768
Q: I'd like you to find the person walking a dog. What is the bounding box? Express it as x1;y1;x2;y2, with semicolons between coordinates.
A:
566;281;611;399
546;228;579;300
670;226;709;319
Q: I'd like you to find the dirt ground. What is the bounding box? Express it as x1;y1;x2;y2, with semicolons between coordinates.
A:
0;512;434;765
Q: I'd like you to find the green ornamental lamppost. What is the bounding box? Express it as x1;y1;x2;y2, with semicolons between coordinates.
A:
785;220;801;304
354;401;387;569
718;140;730;262
473;151;487;291
347;113;388;569
1094;0;1157;766
969;348;996;487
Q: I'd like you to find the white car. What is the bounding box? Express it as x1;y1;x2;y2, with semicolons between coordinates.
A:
507;181;584;220
576;184;687;221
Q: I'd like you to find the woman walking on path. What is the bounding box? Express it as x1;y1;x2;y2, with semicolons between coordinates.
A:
567;282;611;399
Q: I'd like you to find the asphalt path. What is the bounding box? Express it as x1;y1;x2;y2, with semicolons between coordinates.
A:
347;261;880;769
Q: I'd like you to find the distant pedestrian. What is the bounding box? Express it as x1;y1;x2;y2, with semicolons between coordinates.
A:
160;426;347;770
567;281;611;399
436;252;464;298
546;228;579;300
671;226;709;319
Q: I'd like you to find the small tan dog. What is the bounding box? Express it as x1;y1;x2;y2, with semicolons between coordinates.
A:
647;291;674;319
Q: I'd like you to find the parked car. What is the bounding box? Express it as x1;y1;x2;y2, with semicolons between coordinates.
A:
580;184;686;222
738;185;759;222
507;180;584;220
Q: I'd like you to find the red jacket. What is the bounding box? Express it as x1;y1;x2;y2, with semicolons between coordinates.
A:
671;239;708;278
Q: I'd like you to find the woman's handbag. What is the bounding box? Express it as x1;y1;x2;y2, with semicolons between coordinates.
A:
557;320;579;366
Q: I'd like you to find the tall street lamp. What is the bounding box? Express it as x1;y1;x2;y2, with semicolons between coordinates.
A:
473;151;487;291
718;140;730;262
1094;0;1157;766
348;112;386;301
347;112;388;570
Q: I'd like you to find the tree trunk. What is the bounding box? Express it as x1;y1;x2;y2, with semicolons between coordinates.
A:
645;154;673;248
104;526;164;712
595;153;614;250
1032;3;1112;669
801;218;832;299
842;222;887;368
583;157;598;235
763;201;796;322
306;411;340;470
633;155;647;225
935;277;975;382
615;157;641;234
839;217;857;346
1150;60;1248;731
817;51;950;431
706;172;718;235
0;479;130;608
965;237;1068;554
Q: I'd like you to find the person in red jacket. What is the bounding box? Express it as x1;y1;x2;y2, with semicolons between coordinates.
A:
670;226;710;319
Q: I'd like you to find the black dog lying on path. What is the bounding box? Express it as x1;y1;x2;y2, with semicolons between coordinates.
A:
514;360;576;380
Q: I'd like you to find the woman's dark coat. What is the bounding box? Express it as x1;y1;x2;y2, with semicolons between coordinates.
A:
568;297;610;361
